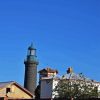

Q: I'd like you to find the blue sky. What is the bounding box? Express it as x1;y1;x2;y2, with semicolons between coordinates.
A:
0;0;100;85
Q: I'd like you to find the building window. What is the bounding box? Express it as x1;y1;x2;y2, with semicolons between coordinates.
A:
6;88;11;93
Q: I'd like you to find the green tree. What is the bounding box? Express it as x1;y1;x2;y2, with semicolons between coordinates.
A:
54;74;100;99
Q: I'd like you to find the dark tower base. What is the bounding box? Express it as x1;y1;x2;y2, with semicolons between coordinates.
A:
24;44;39;95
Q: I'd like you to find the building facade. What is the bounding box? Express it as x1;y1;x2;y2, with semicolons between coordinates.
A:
0;81;33;99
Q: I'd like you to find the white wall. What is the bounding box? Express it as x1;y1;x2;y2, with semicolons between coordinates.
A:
40;79;53;99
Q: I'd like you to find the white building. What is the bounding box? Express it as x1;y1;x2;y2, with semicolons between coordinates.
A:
40;77;59;99
38;67;59;99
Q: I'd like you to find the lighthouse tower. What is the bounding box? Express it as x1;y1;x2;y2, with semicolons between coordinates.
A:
24;43;39;95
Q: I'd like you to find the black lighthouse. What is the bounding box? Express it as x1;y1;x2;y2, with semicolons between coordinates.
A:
24;43;39;95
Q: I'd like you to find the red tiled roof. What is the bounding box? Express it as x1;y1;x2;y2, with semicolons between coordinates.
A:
38;67;58;73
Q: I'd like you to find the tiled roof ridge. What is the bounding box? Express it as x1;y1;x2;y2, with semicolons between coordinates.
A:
46;67;57;71
0;81;14;83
